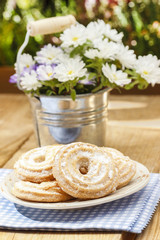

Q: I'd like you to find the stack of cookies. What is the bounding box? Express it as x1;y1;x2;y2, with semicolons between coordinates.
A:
12;142;136;202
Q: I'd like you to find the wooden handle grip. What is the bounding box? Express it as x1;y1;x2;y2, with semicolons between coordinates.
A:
27;15;76;36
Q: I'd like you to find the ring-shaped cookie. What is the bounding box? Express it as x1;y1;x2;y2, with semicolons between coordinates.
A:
53;142;119;199
12;180;72;202
15;145;62;183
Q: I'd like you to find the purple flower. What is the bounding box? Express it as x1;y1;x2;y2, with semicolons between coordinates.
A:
79;77;96;85
9;64;39;85
9;74;17;84
51;63;57;68
79;80;96;85
22;64;38;74
37;64;55;81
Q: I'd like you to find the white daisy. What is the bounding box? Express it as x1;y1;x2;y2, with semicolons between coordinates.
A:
85;19;106;42
34;44;64;64
54;57;87;82
85;39;118;60
94;38;119;59
60;23;86;48
37;65;55;81
102;63;131;87
115;44;137;69
85;20;123;43
15;53;35;72
104;24;123;43
135;54;160;86
84;49;102;59
20;70;42;91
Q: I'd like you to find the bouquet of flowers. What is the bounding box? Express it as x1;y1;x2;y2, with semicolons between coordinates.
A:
10;20;160;100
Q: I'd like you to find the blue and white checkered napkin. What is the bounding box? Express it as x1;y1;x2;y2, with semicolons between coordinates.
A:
0;169;159;234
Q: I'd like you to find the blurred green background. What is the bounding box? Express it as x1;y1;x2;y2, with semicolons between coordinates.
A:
0;0;160;66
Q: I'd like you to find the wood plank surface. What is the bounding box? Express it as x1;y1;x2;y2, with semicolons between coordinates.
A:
0;94;34;167
0;93;159;240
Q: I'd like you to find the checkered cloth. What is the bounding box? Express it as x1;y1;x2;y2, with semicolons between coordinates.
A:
0;169;159;233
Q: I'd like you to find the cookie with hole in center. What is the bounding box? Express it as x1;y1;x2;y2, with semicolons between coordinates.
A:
14;145;62;183
53;142;119;199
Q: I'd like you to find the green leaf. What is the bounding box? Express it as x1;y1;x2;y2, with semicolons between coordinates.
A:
64;82;70;92
102;78;108;87
125;69;136;76
71;89;76;101
138;81;149;90
76;83;84;90
124;80;139;90
46;90;55;96
92;83;103;93
41;80;59;87
70;45;83;57
86;62;99;68
58;84;65;94
88;72;96;80
79;76;86;80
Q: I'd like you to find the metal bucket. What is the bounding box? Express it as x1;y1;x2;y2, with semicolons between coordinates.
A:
28;88;111;147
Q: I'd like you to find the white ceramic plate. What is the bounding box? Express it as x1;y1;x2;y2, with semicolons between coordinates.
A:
0;161;150;210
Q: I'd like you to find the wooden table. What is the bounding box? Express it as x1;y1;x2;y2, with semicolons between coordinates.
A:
0;94;159;240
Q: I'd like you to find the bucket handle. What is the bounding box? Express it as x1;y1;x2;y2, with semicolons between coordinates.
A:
16;15;76;90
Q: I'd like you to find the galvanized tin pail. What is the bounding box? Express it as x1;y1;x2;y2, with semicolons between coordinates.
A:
28;88;111;147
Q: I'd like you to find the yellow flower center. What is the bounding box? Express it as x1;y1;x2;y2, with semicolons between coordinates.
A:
68;70;73;75
47;72;52;77
72;37;79;42
143;70;148;75
113;74;118;80
48;56;54;60
26;64;30;68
